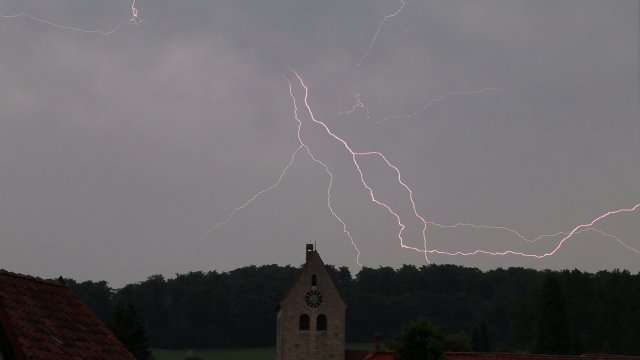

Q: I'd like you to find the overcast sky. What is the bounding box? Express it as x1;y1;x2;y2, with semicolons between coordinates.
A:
1;0;638;287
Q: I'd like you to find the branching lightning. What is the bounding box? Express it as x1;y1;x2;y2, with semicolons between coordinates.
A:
286;77;363;265
0;12;126;36
338;93;371;118
291;71;433;262
357;0;407;68
199;145;304;242
207;71;640;265
424;204;640;257
8;2;636;268
201;70;639;266
200;74;365;264
380;88;506;123
1;1;149;36
426;222;640;254
131;0;139;21
297;73;640;260
587;228;640;254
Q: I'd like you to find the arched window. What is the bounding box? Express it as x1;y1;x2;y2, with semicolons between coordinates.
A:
311;274;317;286
299;314;310;331
316;314;327;331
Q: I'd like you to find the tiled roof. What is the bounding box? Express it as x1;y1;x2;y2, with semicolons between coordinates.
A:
364;351;396;360
0;270;135;360
344;350;396;360
445;353;640;360
345;351;640;360
346;350;374;360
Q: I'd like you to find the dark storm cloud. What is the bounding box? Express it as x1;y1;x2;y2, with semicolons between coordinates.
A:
1;0;638;285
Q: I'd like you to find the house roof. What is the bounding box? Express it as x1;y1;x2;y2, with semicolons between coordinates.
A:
445;353;640;360
343;350;396;360
363;351;396;360
0;270;135;360
345;350;374;360
345;351;640;360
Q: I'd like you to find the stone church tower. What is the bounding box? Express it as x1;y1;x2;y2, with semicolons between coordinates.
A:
276;244;347;360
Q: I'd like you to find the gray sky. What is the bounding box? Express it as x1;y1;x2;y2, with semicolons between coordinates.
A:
1;0;638;287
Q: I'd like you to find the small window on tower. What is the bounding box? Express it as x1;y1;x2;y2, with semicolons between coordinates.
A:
299;314;310;331
311;274;317;286
317;314;327;331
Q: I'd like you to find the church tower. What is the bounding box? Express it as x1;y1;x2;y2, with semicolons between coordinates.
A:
276;244;347;360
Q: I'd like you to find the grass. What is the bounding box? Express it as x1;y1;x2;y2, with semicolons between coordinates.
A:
153;347;275;360
153;344;373;360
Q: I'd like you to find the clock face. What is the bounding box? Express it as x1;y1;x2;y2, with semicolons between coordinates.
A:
304;290;323;308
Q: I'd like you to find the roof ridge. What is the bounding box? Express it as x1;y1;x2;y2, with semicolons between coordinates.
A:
0;269;66;287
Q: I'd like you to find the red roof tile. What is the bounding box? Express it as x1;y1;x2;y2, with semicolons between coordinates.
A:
0;270;135;360
445;353;640;360
346;350;374;360
364;351;396;360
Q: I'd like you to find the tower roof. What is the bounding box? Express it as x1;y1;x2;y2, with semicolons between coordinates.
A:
277;244;347;309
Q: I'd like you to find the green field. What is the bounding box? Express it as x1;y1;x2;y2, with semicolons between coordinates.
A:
153;344;373;360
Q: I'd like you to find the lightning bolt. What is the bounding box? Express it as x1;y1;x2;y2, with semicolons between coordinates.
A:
288;73;640;262
424;204;640;257
8;2;637;268
199;73;366;264
1;1;153;36
130;0;141;25
0;12;126;36
291;71;431;263
202;70;639;267
588;227;640;254
427;222;640;254
337;93;371;118
357;0;407;68
286;77;363;265
199;145;304;242
380;88;506;123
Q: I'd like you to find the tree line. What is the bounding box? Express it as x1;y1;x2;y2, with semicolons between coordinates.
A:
65;264;640;355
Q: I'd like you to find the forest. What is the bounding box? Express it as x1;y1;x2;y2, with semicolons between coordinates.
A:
65;264;640;355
